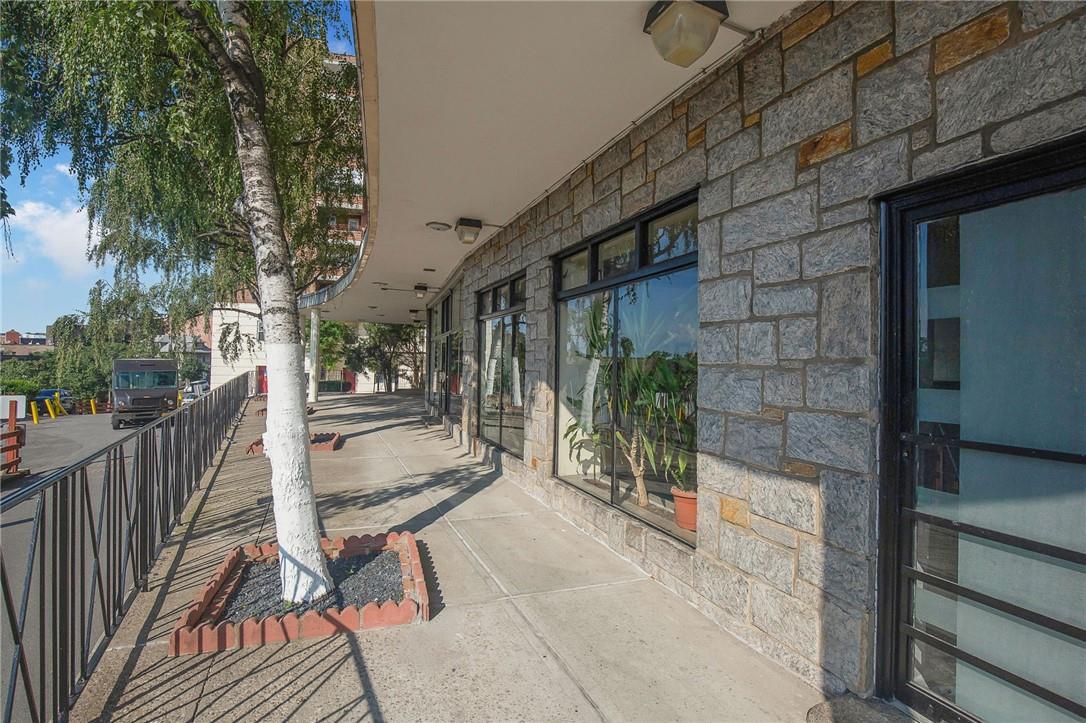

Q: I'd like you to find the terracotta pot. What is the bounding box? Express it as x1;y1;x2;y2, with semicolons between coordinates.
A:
671;486;698;532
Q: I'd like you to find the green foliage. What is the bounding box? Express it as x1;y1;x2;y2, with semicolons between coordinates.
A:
1;0;364;357
346;323;425;391
310;320;356;372
0;377;40;397
179;354;208;383
0;354;56;400
562;286;698;497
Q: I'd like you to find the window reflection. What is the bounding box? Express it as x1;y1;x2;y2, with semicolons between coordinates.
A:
561;250;589;290
598;231;636;279
614;269;698;525
557;292;613;497
478;277;527;456
648;204;698;263
481;317;503;444
556;267;698;540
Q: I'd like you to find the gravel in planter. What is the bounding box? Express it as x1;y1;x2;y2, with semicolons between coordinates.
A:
220;550;405;624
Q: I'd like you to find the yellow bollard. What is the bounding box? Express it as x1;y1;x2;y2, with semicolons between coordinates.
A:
90;399;98;415
44;398;56;420
30;401;39;424
54;391;68;415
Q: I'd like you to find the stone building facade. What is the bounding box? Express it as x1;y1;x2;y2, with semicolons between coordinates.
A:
427;0;1086;705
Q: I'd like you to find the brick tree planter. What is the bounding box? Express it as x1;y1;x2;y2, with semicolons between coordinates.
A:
169;532;430;655
256;406;315;417
246;431;342;455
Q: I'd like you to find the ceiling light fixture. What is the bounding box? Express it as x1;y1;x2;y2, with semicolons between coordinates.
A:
643;1;728;68
426;221;452;232
454;217;483;245
414;284;429;299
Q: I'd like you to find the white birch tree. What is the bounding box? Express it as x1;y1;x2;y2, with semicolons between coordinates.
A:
1;0;364;602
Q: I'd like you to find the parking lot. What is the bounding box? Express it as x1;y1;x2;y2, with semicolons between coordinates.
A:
4;412;131;495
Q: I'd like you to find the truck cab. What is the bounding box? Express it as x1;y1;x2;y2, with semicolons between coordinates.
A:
111;359;179;429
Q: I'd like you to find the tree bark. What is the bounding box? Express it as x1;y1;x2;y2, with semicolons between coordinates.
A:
307;308;320;403
178;0;332;602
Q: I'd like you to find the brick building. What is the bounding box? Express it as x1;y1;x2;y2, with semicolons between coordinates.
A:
307;3;1086;721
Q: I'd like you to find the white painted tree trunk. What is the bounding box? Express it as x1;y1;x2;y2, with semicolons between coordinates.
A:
181;0;332;602
484;324;500;397
580;356;600;432
510;355;522;407
307;308;320;404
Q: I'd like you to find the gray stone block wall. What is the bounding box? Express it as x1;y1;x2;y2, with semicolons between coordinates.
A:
428;0;1086;698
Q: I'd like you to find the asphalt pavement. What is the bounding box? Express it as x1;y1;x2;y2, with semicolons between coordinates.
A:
4;412;131;496
1;411;148;719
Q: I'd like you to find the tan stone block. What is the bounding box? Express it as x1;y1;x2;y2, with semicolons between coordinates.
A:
630;141;646;159
720;495;751;527
798;121;852;169
687;124;706;149
934;8;1010;75
743;111;761;128
784;461;818;478
673;100;688;118
761;406;786;421
781;3;832;49
856;40;892;77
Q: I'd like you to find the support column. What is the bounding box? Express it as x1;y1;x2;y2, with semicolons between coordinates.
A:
308;308;320;404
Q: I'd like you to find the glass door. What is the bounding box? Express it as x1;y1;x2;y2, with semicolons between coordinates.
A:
883;153;1085;723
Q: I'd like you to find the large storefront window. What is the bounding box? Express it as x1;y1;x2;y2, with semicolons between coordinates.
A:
428;285;462;421
556;196;698;543
882;147;1085;723
478;275;526;455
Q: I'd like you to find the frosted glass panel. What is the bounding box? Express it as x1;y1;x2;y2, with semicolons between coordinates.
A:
908;186;1086;721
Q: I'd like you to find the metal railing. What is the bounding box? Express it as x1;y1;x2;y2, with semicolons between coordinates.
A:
0;372;251;722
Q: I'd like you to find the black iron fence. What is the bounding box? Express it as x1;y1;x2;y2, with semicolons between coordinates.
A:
0;372;251;722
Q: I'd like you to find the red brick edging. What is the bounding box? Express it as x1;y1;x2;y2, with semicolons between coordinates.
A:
246;431;342;455
256;406;316;417
169;532;430;655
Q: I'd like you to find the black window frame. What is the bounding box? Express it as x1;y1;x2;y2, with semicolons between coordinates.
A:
554;189;699;304
476;272;528;457
876;132;1086;723
428;284;462;421
551;188;700;545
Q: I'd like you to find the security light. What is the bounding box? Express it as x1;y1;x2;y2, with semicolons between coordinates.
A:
644;1;729;68
454;217;483;245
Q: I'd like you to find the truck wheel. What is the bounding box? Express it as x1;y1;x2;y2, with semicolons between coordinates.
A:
111;416;121;430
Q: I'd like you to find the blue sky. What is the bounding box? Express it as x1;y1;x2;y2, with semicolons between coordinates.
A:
0;1;355;334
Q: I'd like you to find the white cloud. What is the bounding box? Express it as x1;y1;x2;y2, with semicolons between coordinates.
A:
54;163;73;176
7;200;101;278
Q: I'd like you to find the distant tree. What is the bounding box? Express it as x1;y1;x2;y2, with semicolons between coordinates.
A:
312;320;356;372
2;1;363;602
346;323;425;392
178;355;209;383
0;353;56;399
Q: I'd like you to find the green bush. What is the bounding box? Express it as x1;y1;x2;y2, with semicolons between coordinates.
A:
0;378;39;398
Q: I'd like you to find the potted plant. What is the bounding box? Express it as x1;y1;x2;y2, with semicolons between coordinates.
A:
652;354;698;531
562;287;699;530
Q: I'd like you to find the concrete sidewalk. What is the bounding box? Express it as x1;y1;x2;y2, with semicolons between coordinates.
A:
73;392;824;722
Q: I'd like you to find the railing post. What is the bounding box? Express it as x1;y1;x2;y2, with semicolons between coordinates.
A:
0;372;250;722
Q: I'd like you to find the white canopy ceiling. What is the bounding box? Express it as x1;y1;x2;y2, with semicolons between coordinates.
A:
315;1;799;323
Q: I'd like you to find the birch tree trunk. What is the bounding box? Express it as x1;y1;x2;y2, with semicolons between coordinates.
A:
177;0;332;602
484;322;500;397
